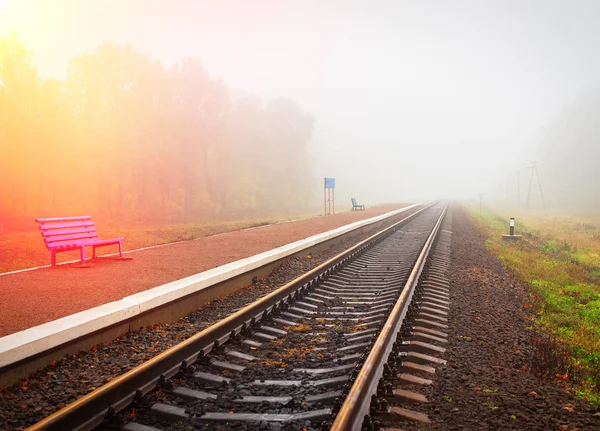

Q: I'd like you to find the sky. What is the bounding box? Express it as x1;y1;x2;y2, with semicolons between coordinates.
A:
1;0;599;204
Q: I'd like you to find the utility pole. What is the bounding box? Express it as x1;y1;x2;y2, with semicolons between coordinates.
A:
517;170;520;204
525;162;546;211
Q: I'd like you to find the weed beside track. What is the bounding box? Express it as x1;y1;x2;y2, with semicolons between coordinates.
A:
469;205;600;405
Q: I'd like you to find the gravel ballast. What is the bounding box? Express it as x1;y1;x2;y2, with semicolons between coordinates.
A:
411;205;599;430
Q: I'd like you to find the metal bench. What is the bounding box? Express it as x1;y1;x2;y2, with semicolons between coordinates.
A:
351;198;365;211
35;216;124;266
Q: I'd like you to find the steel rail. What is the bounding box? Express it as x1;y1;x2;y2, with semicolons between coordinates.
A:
27;204;434;431
330;202;449;431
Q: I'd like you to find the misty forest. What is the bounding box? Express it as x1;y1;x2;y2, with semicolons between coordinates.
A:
536;90;600;210
0;34;315;229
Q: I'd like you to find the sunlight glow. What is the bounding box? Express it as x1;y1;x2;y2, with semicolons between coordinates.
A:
0;0;11;13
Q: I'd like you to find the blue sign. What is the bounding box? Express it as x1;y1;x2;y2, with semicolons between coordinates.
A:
325;178;335;189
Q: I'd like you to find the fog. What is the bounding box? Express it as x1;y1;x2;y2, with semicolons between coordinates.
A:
2;0;600;215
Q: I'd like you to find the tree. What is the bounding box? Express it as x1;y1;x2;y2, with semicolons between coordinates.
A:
170;58;229;213
0;36;316;228
0;33;40;219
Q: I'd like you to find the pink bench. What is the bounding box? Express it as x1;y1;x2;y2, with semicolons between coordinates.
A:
35;216;124;266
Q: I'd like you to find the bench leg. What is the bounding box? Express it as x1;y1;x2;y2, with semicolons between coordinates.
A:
79;246;86;263
92;246;96;259
51;251;56;267
118;241;123;257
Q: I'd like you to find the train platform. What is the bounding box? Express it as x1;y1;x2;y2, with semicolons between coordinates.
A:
0;205;410;337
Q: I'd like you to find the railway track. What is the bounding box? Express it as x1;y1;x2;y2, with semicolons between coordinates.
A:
29;202;450;431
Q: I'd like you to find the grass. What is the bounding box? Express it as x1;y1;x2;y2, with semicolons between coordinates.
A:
467;204;600;406
483;401;498;410
0;211;319;273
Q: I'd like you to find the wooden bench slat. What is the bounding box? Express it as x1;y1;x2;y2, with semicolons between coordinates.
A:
47;238;124;249
44;232;99;244
35;216;92;223
82;238;124;246
38;221;96;231
42;227;98;237
47;243;81;251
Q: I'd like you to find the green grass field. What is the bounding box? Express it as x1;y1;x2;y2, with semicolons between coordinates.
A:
467;204;600;405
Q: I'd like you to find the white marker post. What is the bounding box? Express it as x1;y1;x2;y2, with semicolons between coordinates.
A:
503;216;522;241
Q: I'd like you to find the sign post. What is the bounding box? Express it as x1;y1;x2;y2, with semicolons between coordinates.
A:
324;177;335;215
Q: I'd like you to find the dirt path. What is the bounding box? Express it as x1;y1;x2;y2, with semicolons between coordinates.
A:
0;205;408;337
413;204;599;430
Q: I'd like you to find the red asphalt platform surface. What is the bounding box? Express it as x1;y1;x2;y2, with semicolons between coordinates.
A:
0;205;409;337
